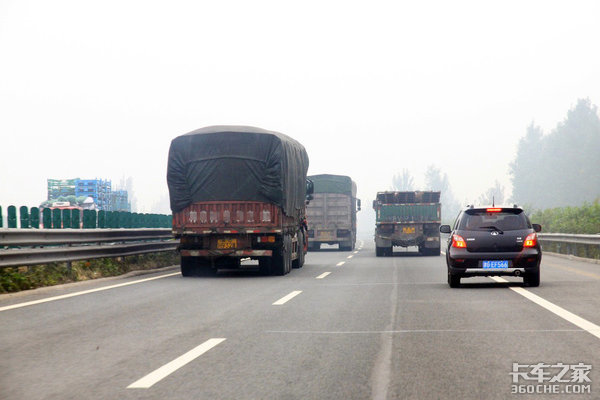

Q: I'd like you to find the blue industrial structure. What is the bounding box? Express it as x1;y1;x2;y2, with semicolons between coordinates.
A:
47;178;131;211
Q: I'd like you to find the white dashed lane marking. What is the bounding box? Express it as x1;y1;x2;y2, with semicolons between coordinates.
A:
272;291;303;305
127;338;226;389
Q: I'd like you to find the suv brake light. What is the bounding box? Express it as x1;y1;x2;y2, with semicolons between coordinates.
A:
452;234;467;248
486;208;502;212
523;233;537;247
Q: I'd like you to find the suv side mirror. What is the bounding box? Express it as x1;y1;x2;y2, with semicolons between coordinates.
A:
439;225;451;234
532;224;542;232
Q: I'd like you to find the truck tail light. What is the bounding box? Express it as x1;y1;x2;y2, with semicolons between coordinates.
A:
523;233;537;247
257;236;275;243
452;234;467;248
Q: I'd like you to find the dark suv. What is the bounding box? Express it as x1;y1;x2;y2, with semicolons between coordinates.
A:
439;206;542;288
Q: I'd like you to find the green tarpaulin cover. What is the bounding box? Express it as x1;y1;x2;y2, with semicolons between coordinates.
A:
308;174;356;197
167;126;309;217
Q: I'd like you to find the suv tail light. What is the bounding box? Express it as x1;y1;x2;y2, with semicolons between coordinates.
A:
452;234;467;248
523;233;537;247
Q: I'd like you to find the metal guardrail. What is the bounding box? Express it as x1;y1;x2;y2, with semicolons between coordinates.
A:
0;229;178;268
538;233;600;245
538;233;600;260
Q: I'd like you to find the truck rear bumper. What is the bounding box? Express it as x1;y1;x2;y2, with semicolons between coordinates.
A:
375;235;439;248
181;249;273;257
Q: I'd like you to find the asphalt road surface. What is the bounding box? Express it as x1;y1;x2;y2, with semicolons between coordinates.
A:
2;240;599;399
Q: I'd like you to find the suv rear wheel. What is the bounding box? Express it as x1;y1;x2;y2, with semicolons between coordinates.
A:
524;270;540;287
448;272;461;288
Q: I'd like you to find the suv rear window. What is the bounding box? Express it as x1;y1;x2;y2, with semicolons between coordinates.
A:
458;209;531;231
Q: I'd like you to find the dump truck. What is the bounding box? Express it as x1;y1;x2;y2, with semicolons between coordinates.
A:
373;191;441;256
306;174;360;251
167;125;312;276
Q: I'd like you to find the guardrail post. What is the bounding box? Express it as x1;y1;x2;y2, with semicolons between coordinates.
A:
62;209;71;230
19;206;29;229
98;210;106;228
72;209;81;229
90;210;97;228
30;207;40;228
8;206;17;228
42;208;51;228
83;210;93;229
52;208;62;229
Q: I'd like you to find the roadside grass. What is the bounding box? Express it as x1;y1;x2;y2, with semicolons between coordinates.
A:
0;251;178;293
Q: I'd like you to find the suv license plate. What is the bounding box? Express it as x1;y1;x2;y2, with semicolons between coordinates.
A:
482;260;508;269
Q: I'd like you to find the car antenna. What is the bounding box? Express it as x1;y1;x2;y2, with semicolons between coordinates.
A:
492;196;495;207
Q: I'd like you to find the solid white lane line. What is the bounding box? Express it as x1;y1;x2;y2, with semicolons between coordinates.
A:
0;272;181;312
353;251;359;254
490;277;600;340
272;290;302;305
127;338;226;389
347;255;353;259
336;261;345;267
316;272;331;279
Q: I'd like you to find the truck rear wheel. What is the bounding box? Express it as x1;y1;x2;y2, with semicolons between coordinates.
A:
272;235;292;275
376;246;385;257
180;256;196;277
181;256;216;277
292;233;305;268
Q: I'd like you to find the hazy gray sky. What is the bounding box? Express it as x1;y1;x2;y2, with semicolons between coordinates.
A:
1;0;599;219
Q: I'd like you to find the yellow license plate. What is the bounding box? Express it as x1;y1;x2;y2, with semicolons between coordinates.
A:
217;239;237;249
402;227;416;234
318;231;333;239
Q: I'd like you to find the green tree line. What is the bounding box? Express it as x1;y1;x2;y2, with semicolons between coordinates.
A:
510;98;600;209
529;200;600;234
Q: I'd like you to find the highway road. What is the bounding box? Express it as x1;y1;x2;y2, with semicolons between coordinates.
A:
1;240;599;399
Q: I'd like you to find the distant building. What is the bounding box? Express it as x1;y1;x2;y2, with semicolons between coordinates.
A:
110;190;131;212
47;179;77;199
47;178;129;211
75;179;112;210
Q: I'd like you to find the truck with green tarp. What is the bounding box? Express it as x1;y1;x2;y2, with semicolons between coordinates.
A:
167;125;312;276
306;174;360;251
373;191;441;256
